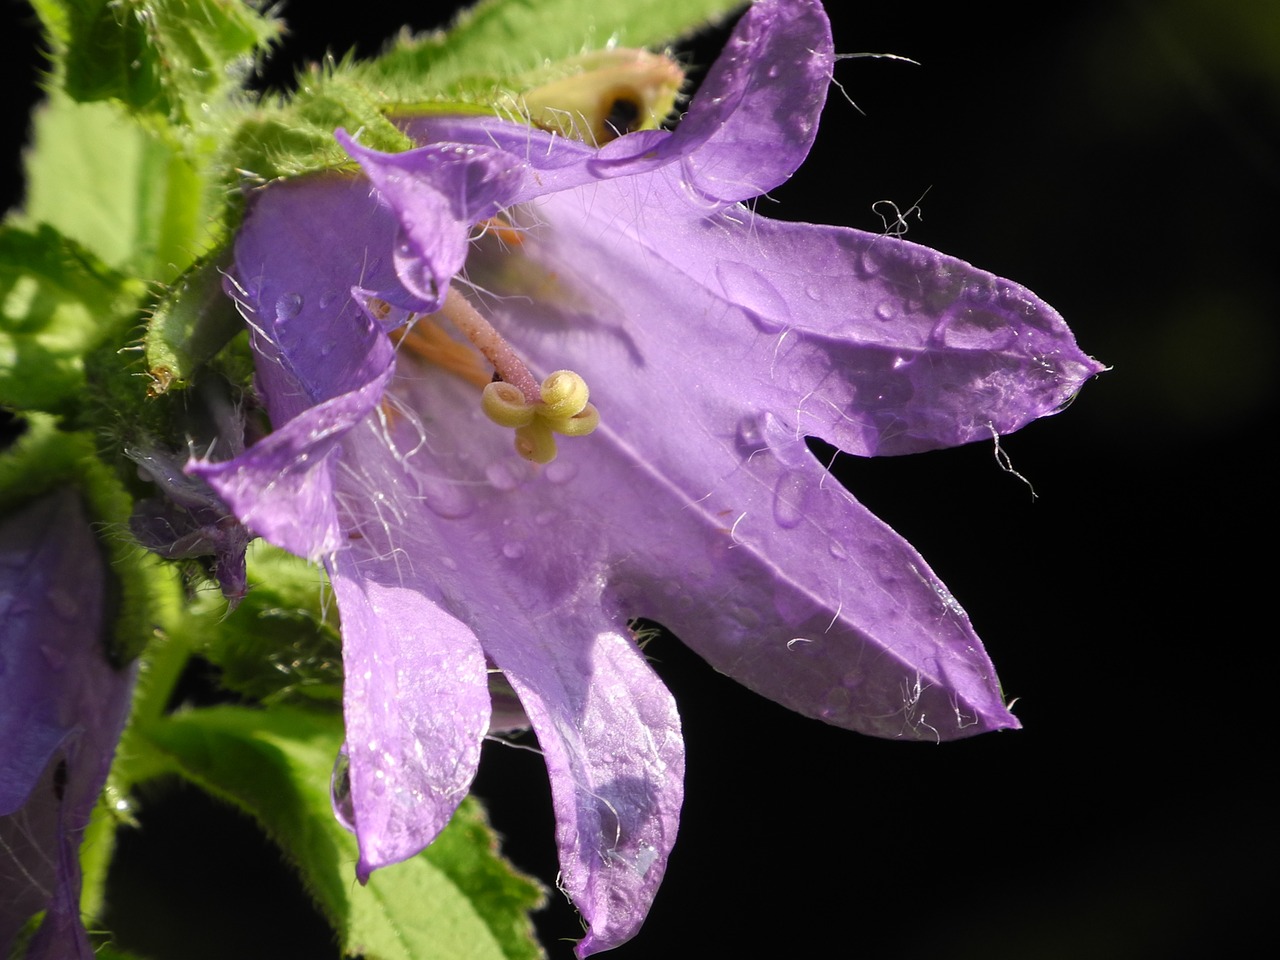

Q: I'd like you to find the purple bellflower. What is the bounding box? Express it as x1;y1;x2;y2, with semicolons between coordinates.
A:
1;491;136;959
193;0;1101;952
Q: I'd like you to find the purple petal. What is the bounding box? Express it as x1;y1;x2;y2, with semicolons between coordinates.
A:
597;0;833;204
227;174;402;426
528;177;1104;457
494;628;682;958
191;368;392;560
335;131;528;309
330;548;490;880
1;491;135;957
330;404;684;942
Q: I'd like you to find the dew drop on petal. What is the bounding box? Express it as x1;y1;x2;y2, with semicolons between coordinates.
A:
417;475;475;519
932;308;1018;350
485;458;532;492
502;541;526;560
771;470;808;530
819;685;851;721
275;292;303;321
874;300;896;321
734;415;767;458
715;261;792;332
544;460;578;485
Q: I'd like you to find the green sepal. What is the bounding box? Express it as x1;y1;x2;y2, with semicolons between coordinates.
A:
361;0;746;94
137;704;546;960
216;0;744;186
144;244;243;391
0;224;144;416
185;541;345;706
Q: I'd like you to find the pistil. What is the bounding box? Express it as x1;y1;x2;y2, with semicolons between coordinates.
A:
437;287;542;405
390;286;600;464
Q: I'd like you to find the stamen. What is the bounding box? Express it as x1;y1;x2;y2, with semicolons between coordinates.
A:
392;318;491;388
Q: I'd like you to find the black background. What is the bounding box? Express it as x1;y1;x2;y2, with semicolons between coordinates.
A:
3;1;1273;957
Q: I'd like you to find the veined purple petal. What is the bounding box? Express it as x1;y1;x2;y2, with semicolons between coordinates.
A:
404;0;834;208
331;400;685;942
330;550;490;880
597;0;833;204
494;627;682;958
334;132;527;310
520;172;1104;457
1;491;135;957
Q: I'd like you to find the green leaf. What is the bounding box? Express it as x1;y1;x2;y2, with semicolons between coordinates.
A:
139;704;545;960
21;93;214;279
143;244;243;390
0;224;142;414
52;0;280;127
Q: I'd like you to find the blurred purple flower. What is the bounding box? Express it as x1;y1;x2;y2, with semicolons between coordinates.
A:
1;491;136;959
194;0;1101;952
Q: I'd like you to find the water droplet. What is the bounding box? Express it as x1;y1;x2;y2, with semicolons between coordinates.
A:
828;539;848;560
502;541;526;560
714;261;792;332
318;289;337;309
874;301;896;321
440;556;458;571
734;415;768;458
933;308;1017;350
771;471;807;529
417;476;475;519
545;460;578;484
534;510;555;527
275;292;303;321
818;686;851;721
485;459;531;492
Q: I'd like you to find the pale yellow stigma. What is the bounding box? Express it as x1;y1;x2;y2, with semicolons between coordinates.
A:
482;369;600;464
391;288;600;465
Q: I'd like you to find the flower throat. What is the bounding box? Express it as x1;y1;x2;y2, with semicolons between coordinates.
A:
388;286;599;465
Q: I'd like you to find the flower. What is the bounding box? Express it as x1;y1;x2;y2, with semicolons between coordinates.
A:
1;490;136;958
193;0;1102;953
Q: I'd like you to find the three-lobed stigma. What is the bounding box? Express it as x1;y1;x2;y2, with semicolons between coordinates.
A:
482;370;600;464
